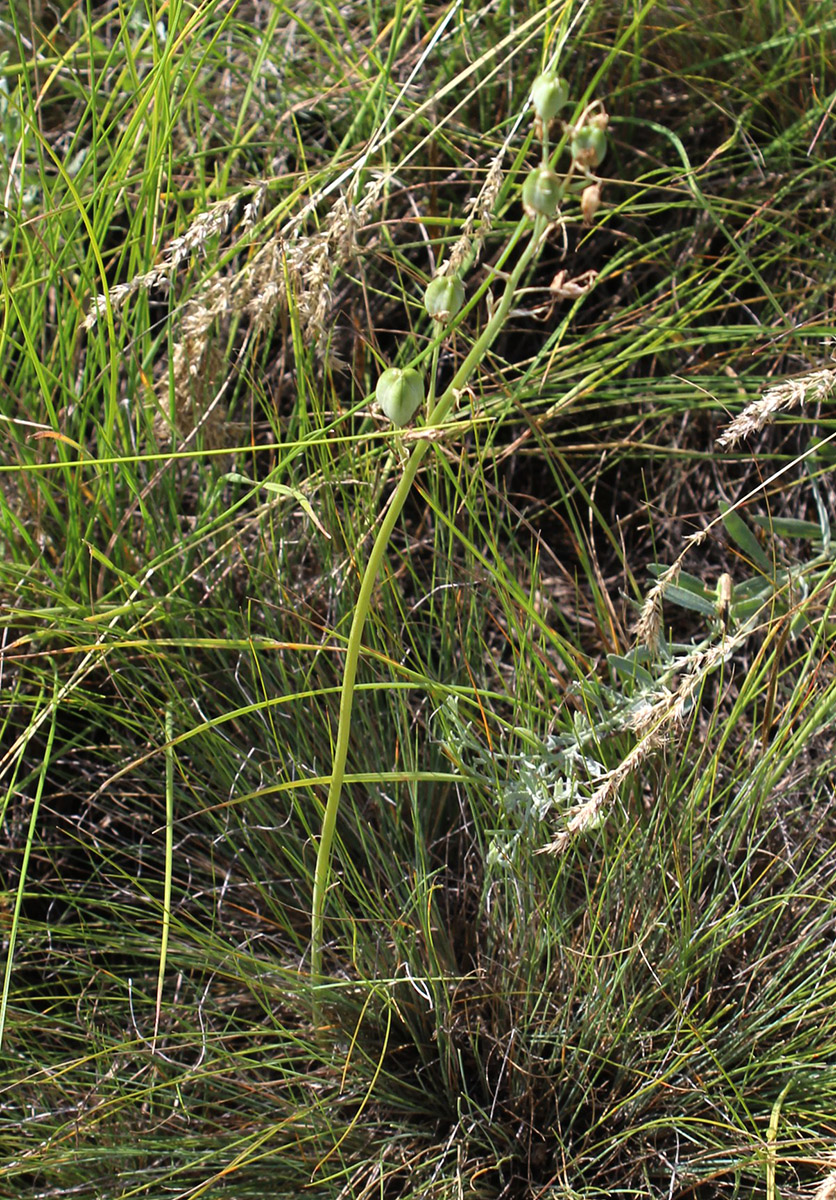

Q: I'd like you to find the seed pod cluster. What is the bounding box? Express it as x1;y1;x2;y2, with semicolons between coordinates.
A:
524;71;611;225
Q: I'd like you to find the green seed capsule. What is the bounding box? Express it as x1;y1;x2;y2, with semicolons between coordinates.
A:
531;72;569;123
424;275;465;323
375;367;425;427
571;126;607;168
521;166;563;220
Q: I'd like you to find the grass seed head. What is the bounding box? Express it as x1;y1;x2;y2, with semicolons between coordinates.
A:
815;1168;836;1200
717;366;836;449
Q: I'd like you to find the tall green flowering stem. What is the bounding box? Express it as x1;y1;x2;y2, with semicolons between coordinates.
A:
311;215;547;1005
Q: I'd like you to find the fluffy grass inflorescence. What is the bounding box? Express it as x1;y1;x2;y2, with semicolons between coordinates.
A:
2;1;836;1198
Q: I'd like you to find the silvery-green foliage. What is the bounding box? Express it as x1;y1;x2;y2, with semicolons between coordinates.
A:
437;697;605;871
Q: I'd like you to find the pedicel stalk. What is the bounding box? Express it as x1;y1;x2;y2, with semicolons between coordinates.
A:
310;72;609;1008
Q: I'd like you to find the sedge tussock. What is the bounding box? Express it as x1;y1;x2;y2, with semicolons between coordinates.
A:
717;362;836;449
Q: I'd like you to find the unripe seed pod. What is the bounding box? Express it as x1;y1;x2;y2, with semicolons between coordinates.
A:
522;166;563;220
531;72;568;123
376;367;425;427
424;275;465;323
571;126;607;168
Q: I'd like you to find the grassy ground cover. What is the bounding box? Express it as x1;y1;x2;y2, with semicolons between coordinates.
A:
2;0;836;1196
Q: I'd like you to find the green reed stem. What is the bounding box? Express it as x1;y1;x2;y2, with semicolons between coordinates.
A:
310;215;546;1010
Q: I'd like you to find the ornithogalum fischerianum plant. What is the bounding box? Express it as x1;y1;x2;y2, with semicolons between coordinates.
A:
310;65;612;1013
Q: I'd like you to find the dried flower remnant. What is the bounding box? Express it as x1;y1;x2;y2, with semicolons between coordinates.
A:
549;269;597;300
814;1166;836;1200
581;182;602;225
717;364;836;449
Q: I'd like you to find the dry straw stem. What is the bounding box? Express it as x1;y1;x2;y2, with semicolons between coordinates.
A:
717;363;836;449
538;633;745;855
815;1167;836;1200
